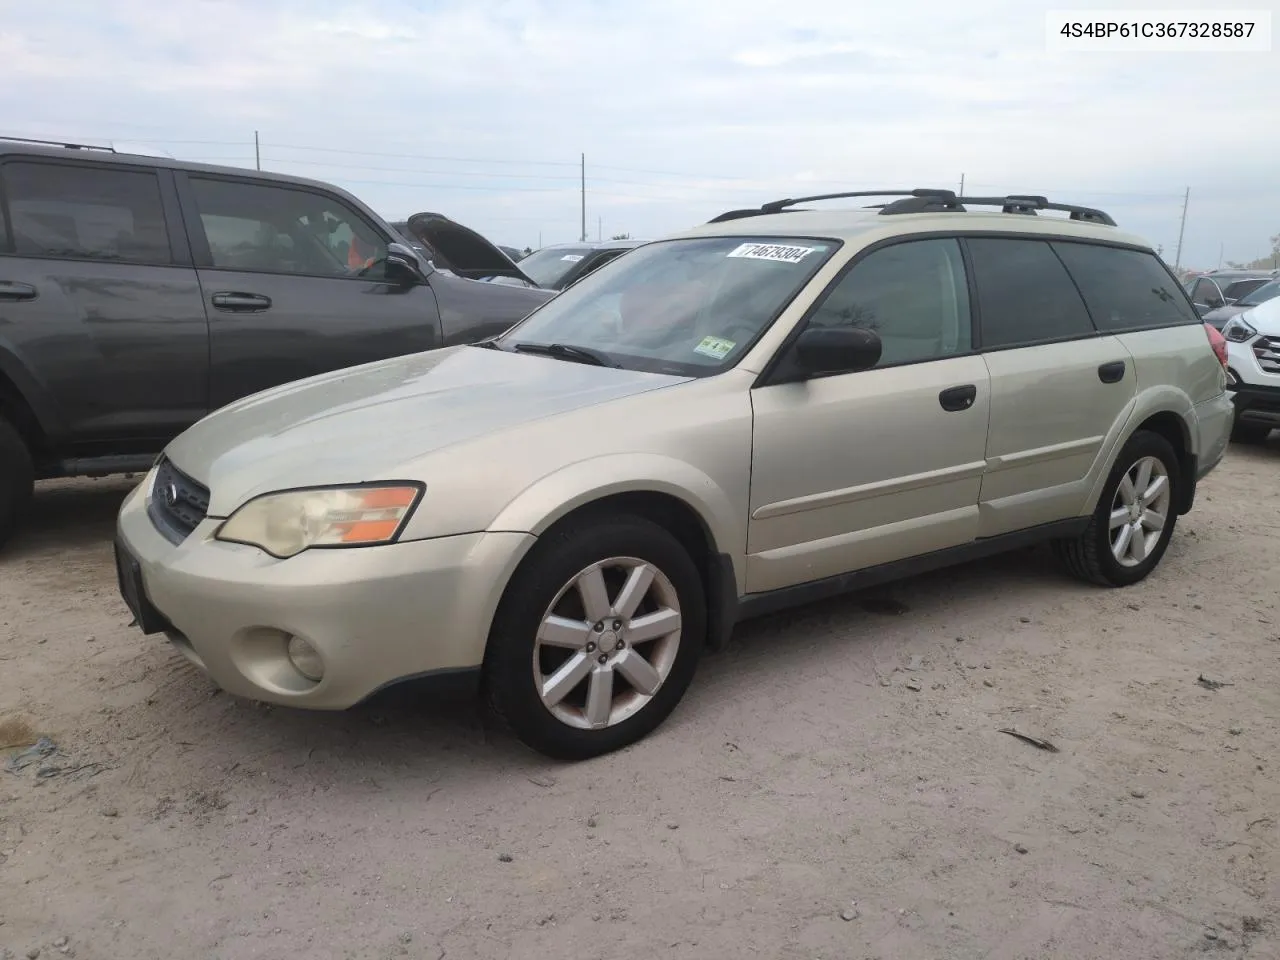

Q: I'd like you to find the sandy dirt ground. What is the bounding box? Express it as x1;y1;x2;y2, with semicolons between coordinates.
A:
2;444;1279;960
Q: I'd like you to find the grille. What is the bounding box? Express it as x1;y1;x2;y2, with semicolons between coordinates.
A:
1255;336;1280;375
147;457;211;544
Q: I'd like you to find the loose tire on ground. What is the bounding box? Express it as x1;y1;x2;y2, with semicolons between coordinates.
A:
0;416;34;549
483;513;706;761
1053;429;1181;588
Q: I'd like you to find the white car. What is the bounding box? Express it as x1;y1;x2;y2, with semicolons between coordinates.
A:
1222;296;1280;443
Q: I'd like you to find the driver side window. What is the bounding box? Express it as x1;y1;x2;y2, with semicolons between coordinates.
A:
806;238;972;367
1191;278;1223;309
190;177;389;280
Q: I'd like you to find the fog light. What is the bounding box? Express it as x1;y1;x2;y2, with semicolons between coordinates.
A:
286;635;324;682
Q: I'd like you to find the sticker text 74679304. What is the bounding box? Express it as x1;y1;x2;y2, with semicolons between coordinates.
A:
726;242;819;264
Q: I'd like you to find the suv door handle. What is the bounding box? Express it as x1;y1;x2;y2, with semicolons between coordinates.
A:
938;384;977;412
1098;360;1126;383
0;281;37;302
210;292;272;312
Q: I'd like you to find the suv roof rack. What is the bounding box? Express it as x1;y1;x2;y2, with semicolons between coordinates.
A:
707;188;1116;227
0;135;117;153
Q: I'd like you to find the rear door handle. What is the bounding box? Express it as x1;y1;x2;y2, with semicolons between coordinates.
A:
0;281;37;302
939;384;977;412
1098;360;1126;383
210;292;272;312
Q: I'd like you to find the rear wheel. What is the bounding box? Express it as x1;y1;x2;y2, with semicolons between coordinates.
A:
484;514;705;761
0;416;34;548
1054;430;1180;587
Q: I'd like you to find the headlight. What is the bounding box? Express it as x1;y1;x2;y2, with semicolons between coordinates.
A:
215;483;424;559
1223;316;1257;343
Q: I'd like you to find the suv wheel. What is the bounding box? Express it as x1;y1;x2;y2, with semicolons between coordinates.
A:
1230;420;1271;445
484;514;706;760
0;416;34;548
1054;430;1180;587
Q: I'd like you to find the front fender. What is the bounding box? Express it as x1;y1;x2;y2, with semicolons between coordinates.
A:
487;452;747;593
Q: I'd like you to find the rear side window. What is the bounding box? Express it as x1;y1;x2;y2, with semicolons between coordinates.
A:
1054;242;1199;331
2;161;172;264
966;238;1095;349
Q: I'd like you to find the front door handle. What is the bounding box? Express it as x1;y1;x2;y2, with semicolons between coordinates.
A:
1098;360;1126;383
0;281;38;302
210;292;272;312
939;384;977;412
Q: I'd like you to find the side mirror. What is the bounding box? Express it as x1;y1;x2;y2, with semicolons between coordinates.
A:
793;326;882;377
386;242;429;284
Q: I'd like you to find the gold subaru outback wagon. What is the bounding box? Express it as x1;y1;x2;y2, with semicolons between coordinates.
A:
115;189;1234;760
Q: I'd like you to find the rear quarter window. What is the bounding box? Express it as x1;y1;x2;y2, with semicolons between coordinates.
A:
1052;242;1199;332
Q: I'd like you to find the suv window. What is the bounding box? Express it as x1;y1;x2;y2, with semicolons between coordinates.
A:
1053;242;1199;331
1221;278;1267;302
2;161;171;264
1190;277;1224;308
189;177;389;279
806;238;971;366
966;238;1095;349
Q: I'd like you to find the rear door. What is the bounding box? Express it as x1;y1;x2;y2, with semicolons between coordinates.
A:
967;236;1136;537
0;157;208;455
176;174;444;410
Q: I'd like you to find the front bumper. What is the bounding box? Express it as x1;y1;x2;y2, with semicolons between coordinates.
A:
115;480;535;709
1227;381;1280;428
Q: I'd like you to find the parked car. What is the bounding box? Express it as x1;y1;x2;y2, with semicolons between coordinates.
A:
1201;276;1280;330
1221;295;1280;443
1185;269;1279;319
0;138;553;547
516;239;647;291
114;187;1232;760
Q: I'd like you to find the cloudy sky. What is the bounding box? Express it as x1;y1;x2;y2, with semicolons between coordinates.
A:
2;0;1275;268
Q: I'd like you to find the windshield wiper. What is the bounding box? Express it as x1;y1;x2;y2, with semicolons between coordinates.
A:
511;342;621;368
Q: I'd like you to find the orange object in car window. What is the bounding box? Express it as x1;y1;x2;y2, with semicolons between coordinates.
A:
347;235;375;270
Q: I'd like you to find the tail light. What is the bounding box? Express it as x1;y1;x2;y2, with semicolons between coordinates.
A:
1204;322;1228;368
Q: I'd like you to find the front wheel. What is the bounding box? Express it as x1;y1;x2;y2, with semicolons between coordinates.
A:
484;514;706;760
1054;430;1180;587
0;416;34;549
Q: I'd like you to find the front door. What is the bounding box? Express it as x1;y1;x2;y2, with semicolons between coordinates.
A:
747;237;990;594
176;174;444;410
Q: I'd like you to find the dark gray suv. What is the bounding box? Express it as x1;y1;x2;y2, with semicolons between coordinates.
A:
0;138;553;547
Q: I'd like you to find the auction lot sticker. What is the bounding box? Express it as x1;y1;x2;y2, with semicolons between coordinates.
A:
726;242;818;264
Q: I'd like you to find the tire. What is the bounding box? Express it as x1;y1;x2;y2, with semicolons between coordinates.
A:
1230;419;1271;445
0;415;34;549
484;513;706;761
1053;430;1180;588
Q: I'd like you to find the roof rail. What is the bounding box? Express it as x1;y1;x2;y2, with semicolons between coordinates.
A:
707;188;1116;227
0;135;116;153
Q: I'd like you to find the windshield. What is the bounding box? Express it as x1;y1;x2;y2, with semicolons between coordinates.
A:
496;235;840;376
1237;278;1280;307
518;246;597;287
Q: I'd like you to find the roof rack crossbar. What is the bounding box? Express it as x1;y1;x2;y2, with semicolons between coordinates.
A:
706;188;1115;227
0;135;116;153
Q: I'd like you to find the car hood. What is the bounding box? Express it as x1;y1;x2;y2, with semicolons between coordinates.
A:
404;212;538;287
1234;297;1280;335
1202;303;1248;327
166;346;690;517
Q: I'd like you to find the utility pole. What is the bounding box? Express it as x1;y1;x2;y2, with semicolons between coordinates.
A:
1218;242;1224;269
580;153;586;242
1173;186;1190;272
959;173;965;195
254;130;261;170
598;216;602;241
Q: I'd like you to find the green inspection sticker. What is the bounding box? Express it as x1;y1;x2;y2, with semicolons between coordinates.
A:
693;335;736;360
